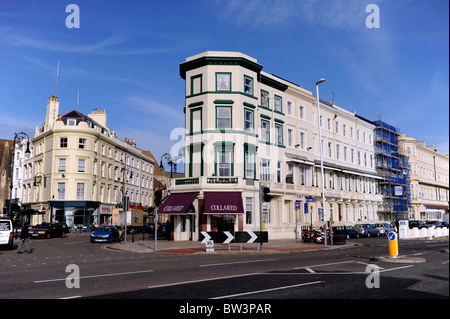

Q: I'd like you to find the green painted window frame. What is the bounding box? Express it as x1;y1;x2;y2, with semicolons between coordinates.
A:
261;119;270;143
244;108;254;133
260;89;270;109
274;95;282;113
190;107;202;135
190;74;203;95
244;143;257;180
216;105;232;130
275;123;283;146
244;75;254;96
188;142;204;177
214;141;234;177
216;72;232;92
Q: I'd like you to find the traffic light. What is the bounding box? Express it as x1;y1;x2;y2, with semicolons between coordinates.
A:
154;189;162;207
263;187;273;202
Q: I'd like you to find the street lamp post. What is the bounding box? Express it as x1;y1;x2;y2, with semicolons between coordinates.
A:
315;79;328;246
9;132;31;219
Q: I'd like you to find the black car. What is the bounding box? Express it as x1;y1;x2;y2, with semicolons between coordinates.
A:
29;223;65;239
425;220;442;228
409;220;426;229
343;225;359;239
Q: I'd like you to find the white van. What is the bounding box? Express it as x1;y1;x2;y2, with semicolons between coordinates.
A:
0;219;14;249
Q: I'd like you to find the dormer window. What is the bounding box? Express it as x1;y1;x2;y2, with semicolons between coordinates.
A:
67;119;77;126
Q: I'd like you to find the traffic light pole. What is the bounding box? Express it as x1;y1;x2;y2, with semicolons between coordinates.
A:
259;185;263;252
154;206;158;251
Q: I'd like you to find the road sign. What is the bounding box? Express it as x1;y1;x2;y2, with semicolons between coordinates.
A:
201;231;268;244
295;201;301;210
305;197;317;202
201;231;234;244
388;231;397;241
304;203;308;214
205;240;214;253
234;231;268;243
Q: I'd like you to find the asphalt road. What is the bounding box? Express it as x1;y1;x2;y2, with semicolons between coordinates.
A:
1;233;448;308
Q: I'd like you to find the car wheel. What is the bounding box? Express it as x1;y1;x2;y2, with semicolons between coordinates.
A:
46;233;51;239
367;232;370;238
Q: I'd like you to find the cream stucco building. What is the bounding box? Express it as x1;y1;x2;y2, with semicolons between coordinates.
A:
398;134;449;220
162;51;384;241
19;96;155;227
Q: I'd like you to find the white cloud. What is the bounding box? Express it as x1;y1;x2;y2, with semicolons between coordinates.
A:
123;95;184;121
0;26;128;53
431;73;450;103
210;0;370;30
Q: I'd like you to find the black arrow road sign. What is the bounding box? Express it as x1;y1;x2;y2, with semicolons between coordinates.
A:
201;231;234;244
201;231;268;244
234;231;268;243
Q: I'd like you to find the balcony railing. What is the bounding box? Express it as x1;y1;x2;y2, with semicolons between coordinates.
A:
174;176;239;186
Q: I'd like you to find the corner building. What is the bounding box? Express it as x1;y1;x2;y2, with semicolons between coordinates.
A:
22;96;155;227
165;51;383;241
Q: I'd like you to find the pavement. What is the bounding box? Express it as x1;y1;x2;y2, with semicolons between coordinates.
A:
105;234;448;264
105;235;356;254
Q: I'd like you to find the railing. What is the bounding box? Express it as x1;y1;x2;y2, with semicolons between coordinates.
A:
175;178;199;185
174;177;239;186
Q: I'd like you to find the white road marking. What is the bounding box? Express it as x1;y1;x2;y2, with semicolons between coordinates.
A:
34;269;154;283
211;281;323;299
200;259;276;267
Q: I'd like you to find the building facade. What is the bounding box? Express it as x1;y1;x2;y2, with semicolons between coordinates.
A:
17;96;155;227
398;134;449;220
163;51;383;241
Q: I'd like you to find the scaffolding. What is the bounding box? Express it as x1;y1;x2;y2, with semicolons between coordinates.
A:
373;118;412;220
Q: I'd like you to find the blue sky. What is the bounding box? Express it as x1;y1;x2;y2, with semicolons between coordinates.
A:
0;0;448;171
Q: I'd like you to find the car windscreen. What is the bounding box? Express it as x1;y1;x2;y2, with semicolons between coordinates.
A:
0;221;11;231
98;226;114;232
36;223;52;229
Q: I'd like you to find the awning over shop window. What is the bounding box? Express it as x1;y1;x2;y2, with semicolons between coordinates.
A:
204;191;244;214
159;192;199;215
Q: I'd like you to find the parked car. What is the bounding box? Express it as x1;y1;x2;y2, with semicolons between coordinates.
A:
58;222;70;235
373;223;396;236
343;225;359;239
354;224;380;238
29;222;65;239
409;220;426;229
372;223;386;236
0;219;14;250
442;222;449;228
90;225;120;243
425;220;442;228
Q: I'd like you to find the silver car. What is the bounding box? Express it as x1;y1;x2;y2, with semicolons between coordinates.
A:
373;223;396;236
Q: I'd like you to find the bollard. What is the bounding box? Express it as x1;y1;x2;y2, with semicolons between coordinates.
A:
387;231;398;258
142;229;145;241
132;231;135;243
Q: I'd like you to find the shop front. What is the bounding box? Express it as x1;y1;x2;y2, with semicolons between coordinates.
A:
158;191;245;241
158;192;199;241
49;201;100;230
201;191;245;235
